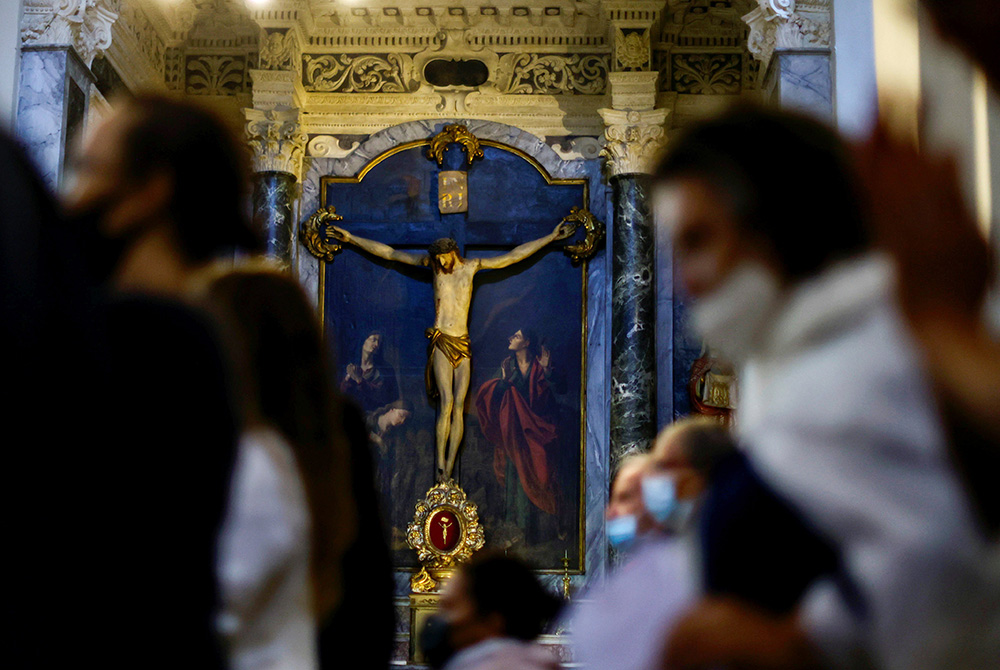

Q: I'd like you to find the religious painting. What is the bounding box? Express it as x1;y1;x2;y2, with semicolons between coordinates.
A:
317;134;591;572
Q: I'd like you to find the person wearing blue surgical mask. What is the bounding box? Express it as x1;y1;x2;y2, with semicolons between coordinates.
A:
567;421;734;670
604;453;654;552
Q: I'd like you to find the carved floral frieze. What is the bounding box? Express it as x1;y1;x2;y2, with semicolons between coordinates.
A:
186;55;247;96
672;54;742;95
496;53;609;95
302;53;415;93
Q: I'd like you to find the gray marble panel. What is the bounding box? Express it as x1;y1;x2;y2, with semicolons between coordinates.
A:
17;48;68;188
773;51;833;121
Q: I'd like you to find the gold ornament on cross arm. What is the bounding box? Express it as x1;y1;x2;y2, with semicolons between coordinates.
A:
426;124;485;168
561;206;606;265
299;206;345;263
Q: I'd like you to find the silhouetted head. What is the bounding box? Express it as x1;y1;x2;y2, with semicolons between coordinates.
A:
66;94;260;285
652;105;867;299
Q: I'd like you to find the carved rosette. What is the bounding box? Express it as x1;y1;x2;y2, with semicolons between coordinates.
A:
598;108;669;177
244;108;308;178
426;124;484;168
743;0;831;68
406;481;485;591
299;206;345;263
562;206;606;265
21;0;119;67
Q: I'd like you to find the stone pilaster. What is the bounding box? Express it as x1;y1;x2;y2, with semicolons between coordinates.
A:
743;0;833;119
17;0;116;187
599;70;667;470
244;106;307;264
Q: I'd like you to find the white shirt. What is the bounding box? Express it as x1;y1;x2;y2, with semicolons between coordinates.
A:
216;427;317;670
568;533;696;670
738;254;1000;670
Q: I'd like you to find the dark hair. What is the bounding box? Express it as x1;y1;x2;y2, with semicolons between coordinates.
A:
462;552;563;641
428;238;459;257
372;398;414;417
117;94;262;262
653;105;868;281
360;329;386;366
202;268;356;617
676;419;738;480
516;328;541;361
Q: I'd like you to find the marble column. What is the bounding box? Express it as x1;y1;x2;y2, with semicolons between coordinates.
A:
609;173;657;465
245;105;306;265
252;171;296;261
599;100;668;468
743;0;834;120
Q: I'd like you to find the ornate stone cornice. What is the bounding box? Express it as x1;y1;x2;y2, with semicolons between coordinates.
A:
245;107;308;178
598;107;669;176
742;0;831;68
21;0;119;67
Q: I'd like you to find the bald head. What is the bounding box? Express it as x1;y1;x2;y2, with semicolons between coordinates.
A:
650;417;735;500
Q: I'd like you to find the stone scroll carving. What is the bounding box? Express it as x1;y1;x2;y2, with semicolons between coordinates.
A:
743;0;831;67
245;107;308;177
21;0;118;67
495;53;609;95
302;53;415;93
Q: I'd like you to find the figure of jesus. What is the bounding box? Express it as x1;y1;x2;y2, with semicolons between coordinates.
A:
330;222;575;482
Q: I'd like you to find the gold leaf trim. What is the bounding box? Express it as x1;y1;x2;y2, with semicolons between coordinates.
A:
406;481;485;570
426;124;484;168
562;206;605;265
299;206;344;262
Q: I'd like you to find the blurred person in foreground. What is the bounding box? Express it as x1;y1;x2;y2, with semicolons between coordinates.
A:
570;418;735;670
56;94;264;667
653;106;999;670
420;553;563;670
199;266;358;670
853;0;1000;536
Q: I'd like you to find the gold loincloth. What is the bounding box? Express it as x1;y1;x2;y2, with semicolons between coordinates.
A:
425;327;471;399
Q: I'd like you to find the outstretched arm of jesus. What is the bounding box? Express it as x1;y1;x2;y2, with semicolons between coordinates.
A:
477;222;576;270
330;226;428;267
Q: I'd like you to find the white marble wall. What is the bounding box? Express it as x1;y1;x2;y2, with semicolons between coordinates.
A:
16;46;93;190
17;49;68;188
0;0;22;129
767;51;834;121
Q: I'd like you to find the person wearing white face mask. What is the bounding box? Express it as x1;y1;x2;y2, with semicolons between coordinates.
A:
654;106;1000;670
568;420;736;670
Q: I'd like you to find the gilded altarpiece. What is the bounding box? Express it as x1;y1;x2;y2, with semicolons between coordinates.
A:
315;136;594;574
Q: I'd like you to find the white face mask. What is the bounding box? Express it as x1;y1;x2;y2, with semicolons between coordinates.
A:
691;262;782;363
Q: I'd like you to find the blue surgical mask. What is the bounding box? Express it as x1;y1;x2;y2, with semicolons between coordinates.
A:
607;514;638;549
642;475;677;524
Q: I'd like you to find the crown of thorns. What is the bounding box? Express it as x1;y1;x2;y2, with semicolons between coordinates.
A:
428;238;459;256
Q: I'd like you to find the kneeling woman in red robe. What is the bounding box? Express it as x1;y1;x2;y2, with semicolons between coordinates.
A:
476;328;561;531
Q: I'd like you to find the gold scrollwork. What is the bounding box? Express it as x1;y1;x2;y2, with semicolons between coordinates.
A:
561;206;605;265
407;481;485;575
299;206;345;262
426;124;484;168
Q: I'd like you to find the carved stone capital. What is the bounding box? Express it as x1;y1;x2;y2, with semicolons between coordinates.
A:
244;107;307;178
608;71;660;112
21;0;119;67
742;0;831;68
599;108;669;177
